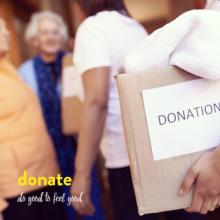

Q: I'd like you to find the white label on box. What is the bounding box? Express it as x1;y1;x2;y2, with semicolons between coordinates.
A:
62;66;84;101
142;78;220;160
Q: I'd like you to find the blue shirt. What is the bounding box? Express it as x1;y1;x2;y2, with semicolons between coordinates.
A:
19;60;39;94
19;59;61;96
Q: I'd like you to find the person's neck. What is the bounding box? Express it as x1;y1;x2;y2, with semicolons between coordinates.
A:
0;54;9;70
0;53;7;67
40;52;57;63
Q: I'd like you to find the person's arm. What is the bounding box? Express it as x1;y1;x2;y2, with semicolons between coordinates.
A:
0;197;7;211
71;67;110;216
179;147;220;214
0;197;8;219
0;213;3;220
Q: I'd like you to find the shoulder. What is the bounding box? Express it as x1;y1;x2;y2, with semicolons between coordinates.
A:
172;9;214;23
77;11;122;33
76;15;101;37
75;14;109;45
18;59;36;84
19;59;34;74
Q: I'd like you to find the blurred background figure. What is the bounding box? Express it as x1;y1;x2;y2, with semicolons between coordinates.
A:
0;17;66;220
18;11;104;220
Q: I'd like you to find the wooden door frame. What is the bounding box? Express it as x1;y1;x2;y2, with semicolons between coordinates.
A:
0;0;39;65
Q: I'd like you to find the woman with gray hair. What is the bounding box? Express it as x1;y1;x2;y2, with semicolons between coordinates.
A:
19;10;104;220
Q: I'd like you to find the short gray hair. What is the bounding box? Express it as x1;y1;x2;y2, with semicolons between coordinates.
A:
25;11;69;42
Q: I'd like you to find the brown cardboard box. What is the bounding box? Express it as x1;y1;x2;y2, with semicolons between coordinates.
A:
61;54;83;135
115;66;208;215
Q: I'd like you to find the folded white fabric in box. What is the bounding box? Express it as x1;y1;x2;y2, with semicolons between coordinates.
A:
125;9;220;80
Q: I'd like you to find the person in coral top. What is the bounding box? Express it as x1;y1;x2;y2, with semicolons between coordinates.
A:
0;18;67;220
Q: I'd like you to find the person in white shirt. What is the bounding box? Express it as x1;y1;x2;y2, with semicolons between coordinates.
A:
71;1;205;220
70;0;152;219
179;0;220;215
124;0;220;216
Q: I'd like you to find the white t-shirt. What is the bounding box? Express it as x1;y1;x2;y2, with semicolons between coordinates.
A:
73;10;147;168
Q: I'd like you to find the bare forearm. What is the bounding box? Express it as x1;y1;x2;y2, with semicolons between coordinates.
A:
75;102;107;178
0;196;8;212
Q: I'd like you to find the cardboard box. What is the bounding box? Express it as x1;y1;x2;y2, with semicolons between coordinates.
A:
115;66;208;215
61;54;83;135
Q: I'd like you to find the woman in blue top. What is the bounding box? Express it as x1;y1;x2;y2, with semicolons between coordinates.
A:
19;11;104;220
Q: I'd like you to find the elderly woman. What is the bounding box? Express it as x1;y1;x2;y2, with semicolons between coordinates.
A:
0;18;66;220
19;11;104;220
